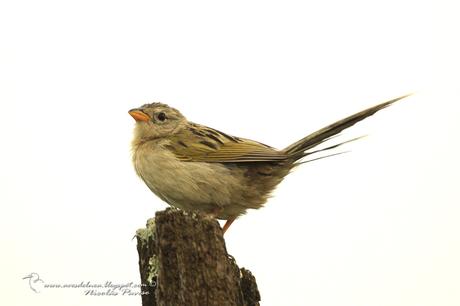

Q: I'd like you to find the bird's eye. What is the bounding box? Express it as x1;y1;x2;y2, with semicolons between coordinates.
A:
157;112;167;122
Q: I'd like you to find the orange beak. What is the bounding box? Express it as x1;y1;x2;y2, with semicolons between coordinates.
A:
129;109;150;122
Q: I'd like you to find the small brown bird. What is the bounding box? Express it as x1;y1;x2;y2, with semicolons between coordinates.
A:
130;95;409;233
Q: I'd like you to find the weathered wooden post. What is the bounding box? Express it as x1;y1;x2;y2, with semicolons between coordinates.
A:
136;208;260;306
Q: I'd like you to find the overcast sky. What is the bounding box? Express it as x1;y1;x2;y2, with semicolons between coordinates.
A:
1;1;459;305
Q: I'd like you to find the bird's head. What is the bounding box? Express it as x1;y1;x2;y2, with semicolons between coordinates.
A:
129;103;187;143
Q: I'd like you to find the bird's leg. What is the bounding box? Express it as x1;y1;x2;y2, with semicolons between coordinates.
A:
222;218;235;234
207;206;235;234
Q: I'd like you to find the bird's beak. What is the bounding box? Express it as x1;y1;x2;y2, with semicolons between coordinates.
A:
23;274;32;279
129;109;150;122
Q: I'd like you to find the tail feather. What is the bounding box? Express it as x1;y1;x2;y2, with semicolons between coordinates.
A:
283;94;411;160
288;135;364;163
296;151;350;165
300;135;365;157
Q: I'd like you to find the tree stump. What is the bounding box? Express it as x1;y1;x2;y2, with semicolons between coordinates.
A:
136;208;260;306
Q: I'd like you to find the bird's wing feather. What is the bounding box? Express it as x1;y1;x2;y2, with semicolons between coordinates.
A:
167;124;288;163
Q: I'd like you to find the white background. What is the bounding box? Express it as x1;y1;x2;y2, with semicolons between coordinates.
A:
1;0;459;305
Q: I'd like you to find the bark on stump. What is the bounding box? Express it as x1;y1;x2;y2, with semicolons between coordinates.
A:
136;208;260;306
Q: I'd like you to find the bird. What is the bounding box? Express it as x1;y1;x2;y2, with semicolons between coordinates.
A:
129;94;409;233
23;272;44;293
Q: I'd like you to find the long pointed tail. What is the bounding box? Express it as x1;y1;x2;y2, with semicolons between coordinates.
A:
283;94;411;161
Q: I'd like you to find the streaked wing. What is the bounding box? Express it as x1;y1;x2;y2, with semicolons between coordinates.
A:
167;123;288;163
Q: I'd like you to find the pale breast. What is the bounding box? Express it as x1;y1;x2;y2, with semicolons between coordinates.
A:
132;141;247;216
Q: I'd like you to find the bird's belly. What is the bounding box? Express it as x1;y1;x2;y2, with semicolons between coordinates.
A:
133;145;247;217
